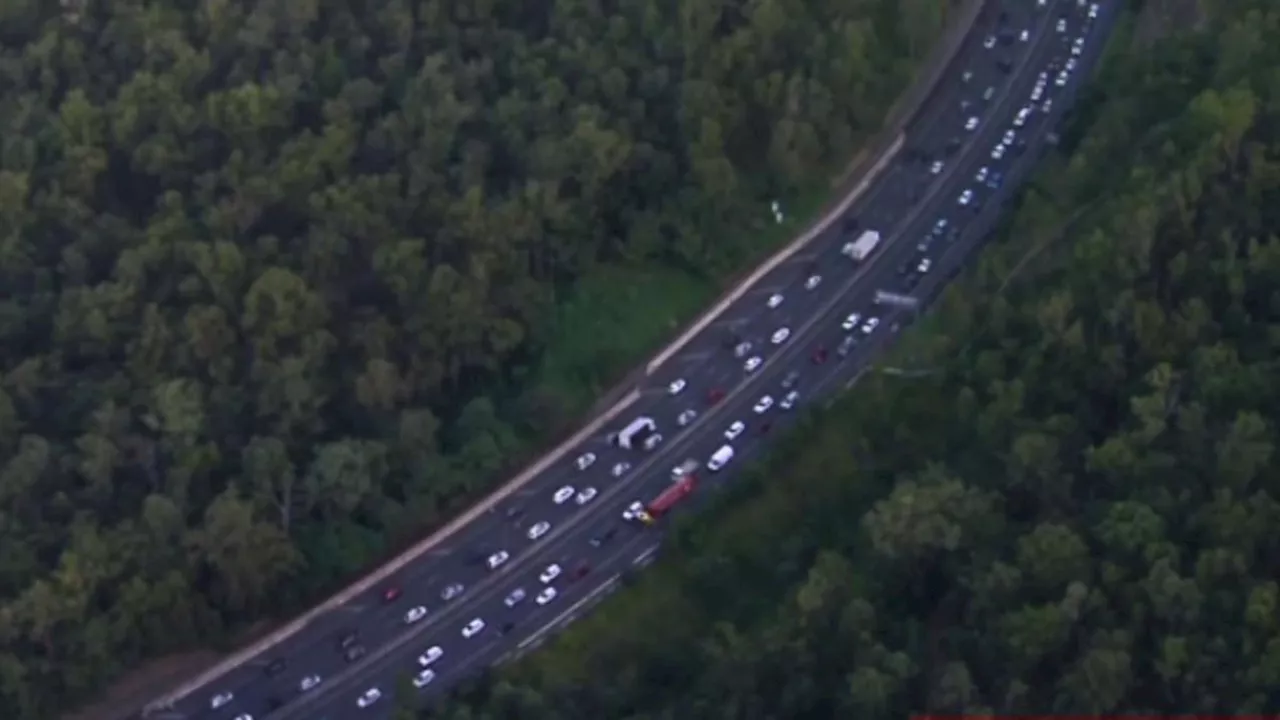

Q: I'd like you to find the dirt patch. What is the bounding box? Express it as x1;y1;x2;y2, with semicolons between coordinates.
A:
62;652;219;720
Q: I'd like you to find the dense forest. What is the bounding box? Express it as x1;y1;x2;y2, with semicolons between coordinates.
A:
422;0;1280;716
0;0;956;717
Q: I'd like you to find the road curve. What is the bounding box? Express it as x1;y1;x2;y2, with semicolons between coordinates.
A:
138;0;1117;718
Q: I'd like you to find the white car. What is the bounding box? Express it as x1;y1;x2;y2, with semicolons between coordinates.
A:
930;160;944;175
1088;3;1099;19
917;258;932;274
1002;129;1016;146
677;409;697;426
418;646;443;667
668;378;686;395
841;312;861;331
233;714;251;720
982;34;996;49
767;293;784;309
527;521;551;540
1019;28;1030;42
461;618;486;638
211;692;233;710
771;327;791;345
540;564;562;584
1041;98;1053;113
804;274;821;290
504;588;526;607
622;500;645;521
1071;37;1084;56
974;166;989;183
780;390;800;410
440;582;464;601
575;487;598;505
299;675;321;692
1031;83;1044;101
958;189;973;206
861;317;881;334
486;551;509;570
1065;58;1078;73
413;669;436;689
964;116;979;131
1055;70;1068;87
404;605;428;624
574;452;596;470
743;356;762;373
553;485;575;504
1056;18;1067;33
611;461;630;477
991;143;1006;160
1013;107;1031;127
357;688;382;708
537;587;558;605
753;395;774;414
724;421;746;441
733;341;753;358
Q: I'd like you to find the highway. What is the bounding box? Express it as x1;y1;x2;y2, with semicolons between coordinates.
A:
155;1;1118;719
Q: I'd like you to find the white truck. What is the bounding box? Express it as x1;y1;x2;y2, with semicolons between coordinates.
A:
842;230;881;262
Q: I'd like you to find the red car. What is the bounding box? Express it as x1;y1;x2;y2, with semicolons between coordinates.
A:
572;563;591;581
381;586;402;603
707;387;725;404
811;346;829;364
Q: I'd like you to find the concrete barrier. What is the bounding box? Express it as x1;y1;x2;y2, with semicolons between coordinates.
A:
130;0;990;713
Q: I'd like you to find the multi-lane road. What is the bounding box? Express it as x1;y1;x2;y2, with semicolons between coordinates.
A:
153;1;1117;718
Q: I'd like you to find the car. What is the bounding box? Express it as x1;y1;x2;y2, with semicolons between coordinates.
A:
987;172;1003;190
537;587;558;605
767;293;784;309
811;346;828;364
771;327;790;345
574;452;596;470
678;409;697;426
804;274;821;290
211;692;233;710
982;33;996;49
527;521;551;540
668;378;686;395
1041;98;1053;113
264;658;286;676
929;160;943;175
753;395;774;414
418;645;444;667
733;340;753;358
337;630;359;649
1071;37;1084;56
611;461;631;477
780;391;800;410
575;486;598;504
725;421;746;441
643;432;663;450
440;583;464;601
381;586;401;603
707;387;725;404
982;85;996;101
413;669;436;689
404;605;428;624
573;563;591;580
1019;28;1030;42
964;116;979;131
590;528;618;547
781;370;801;389
504;588;527;607
540;564;562;583
344;644;366;662
1056;18;1067;33
958;189;973;206
974;166;989;183
1055;70;1068;87
1013;107;1031;127
861;317;881;335
933;218;948;236
1002;129;1016;146
462;618;486;638
299;675;321;692
837;335;858;357
357;688;381;708
841;312;861;331
991;143;1006;160
917;258;932;274
622;500;645;521
553;485;575;504
743;356;762;373
487;550;509;570
233;714;253;720
1088;3;1099;19
1031;83;1044;101
1065;57;1078;73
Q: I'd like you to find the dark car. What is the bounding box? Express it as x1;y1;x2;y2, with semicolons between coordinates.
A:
589;528;618;548
781;371;801;390
264;658;286;676
344;644;366;663
337;630;359;650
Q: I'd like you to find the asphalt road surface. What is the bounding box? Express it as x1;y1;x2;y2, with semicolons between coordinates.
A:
163;1;1117;719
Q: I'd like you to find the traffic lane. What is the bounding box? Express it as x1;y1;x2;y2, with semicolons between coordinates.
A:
192;4;1080;712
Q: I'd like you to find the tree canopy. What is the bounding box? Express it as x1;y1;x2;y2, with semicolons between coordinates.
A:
0;0;952;717
422;0;1280;716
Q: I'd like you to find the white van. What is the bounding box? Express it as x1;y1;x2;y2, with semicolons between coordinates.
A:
707;445;735;472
